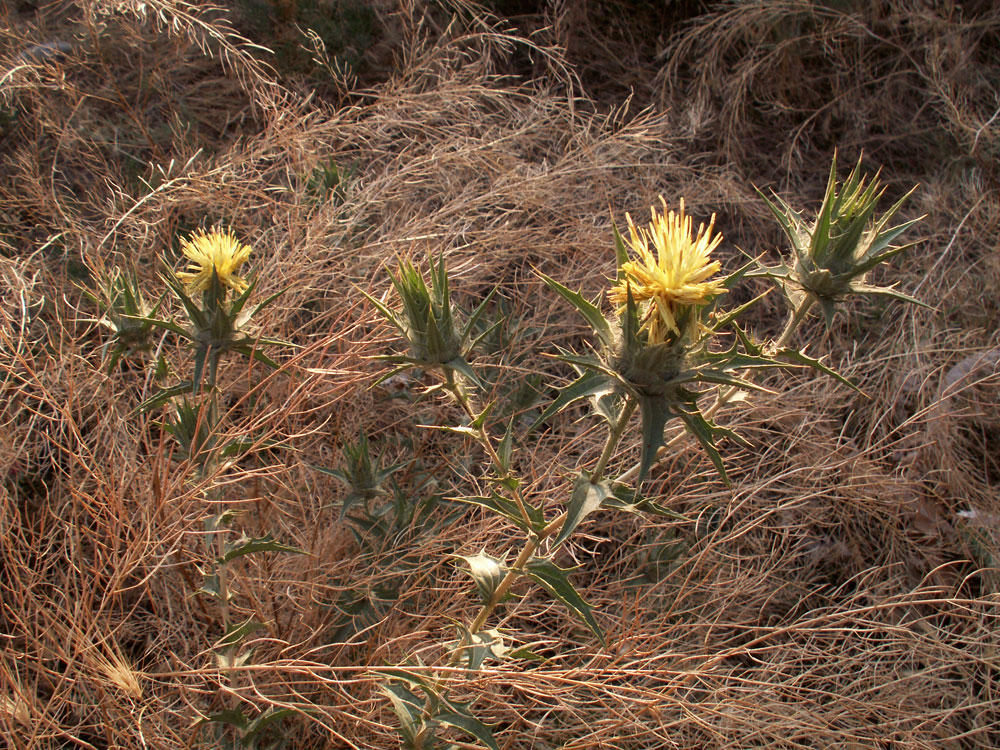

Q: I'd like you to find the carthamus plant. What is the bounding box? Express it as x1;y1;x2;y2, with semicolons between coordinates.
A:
89;229;301;748
81;264;164;374
360;153;923;749
754;152;927;329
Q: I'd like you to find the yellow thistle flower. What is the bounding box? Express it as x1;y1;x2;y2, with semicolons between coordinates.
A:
176;229;252;295
608;197;727;343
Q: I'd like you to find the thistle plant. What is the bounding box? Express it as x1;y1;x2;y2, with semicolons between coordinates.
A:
363;254;493;389
537;198;786;485
91;229;301;747
361;154;924;750
81;264;164;373
755;152;926;330
136;229;288;410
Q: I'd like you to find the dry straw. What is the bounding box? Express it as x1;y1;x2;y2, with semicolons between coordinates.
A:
0;1;998;749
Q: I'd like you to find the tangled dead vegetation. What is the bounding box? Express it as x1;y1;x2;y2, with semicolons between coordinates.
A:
1;1;998;748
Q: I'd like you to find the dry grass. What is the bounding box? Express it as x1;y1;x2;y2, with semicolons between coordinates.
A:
0;1;998;748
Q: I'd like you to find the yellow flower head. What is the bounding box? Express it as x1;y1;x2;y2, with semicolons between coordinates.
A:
608;197;727;343
176;229;252;295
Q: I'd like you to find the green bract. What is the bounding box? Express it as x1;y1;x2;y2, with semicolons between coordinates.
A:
756;153;926;327
310;430;407;518
82;265;164;373
132;266;288;409
536;225;785;485
365;255;494;388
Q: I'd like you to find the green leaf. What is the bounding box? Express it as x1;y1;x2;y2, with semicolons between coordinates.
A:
452;628;508;670
674;408;731;485
217;617;266;649
457;553;507;603
554;473;612;548
241;707;296;747
529;368;614;434
457;493;545;533
125;313;189;339
435;712;499;750
246;286;286;321
461;287;498;342
191;343;210;396
469;401;495;430
231;343;282;372
506;645;546;662
775;347;868;396
205;509;238;532
636;396;673;485
198;708;250;731
755;186;806;260
446;356;484;390
497;419;514;474
380;683;422;746
197;573;226;602
612;223;629;271
219;535;306;564
524;558;604;645
850;282;932;310
374;667;437;693
134;380;195;414
537;272;612;349
359;287;405;334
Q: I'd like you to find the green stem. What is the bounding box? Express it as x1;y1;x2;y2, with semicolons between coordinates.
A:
774;294;816;351
590;398;637;484
451;394;637;660
442;369;534;529
201;349;238;697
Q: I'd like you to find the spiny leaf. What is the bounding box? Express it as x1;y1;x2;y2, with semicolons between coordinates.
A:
446;356;483;390
674;408;732;485
537;271;612;349
554;473;612;548
524;558;604;645
457;553;507;603
636;396;674;485
775;347;867;396
379;683;422;745
434;712;499;750
452;628;508;671
134;380;196;414
205;509;238;532
198;708;250;731
242;708;296;746
506;645;546;662
219;535;306;564
197;573;226;603
217;618;266;649
457;493;545;532
529;368;614;434
497;419;514;474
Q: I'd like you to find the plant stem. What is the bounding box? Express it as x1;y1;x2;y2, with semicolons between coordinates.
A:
442;369;534;529
590;398;636;484
773;294;816;351
451;394;637;661
201;354;238;697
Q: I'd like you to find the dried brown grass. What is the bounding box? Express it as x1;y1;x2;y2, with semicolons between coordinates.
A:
0;1;997;748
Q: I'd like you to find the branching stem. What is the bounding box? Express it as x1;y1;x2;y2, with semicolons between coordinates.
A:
450;393;637;662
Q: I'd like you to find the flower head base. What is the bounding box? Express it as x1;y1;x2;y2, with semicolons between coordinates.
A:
608;197;727;344
364;255;492;389
177;229;252;296
82;265;163;373
757;153;924;327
